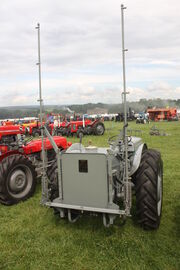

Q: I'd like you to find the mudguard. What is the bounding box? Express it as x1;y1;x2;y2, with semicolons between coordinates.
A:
129;143;147;176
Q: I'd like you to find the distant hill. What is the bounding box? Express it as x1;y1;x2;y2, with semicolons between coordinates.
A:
0;99;179;119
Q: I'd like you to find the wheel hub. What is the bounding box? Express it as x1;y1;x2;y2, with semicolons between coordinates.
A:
96;125;103;135
9;170;27;193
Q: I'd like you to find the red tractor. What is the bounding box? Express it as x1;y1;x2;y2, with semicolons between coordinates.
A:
0;125;71;205
56;119;105;138
24;121;54;137
22;121;42;136
0;125;26;143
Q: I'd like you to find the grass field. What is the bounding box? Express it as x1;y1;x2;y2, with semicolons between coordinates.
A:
0;121;180;270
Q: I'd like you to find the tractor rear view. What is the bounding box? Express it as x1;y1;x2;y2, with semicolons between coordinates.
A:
37;5;163;230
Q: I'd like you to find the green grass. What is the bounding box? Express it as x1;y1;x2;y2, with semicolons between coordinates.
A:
0;121;180;270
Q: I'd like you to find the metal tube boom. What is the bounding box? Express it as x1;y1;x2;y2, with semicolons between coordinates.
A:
121;4;131;215
36;23;48;203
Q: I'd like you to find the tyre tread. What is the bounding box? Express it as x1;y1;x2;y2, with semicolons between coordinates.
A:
134;149;163;230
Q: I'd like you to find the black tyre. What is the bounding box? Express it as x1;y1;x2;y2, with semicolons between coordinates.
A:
56;127;64;136
32;128;40;137
76;130;84;138
0;154;37;205
66;128;71;137
134;149;163;230
46;161;59;201
46;147;63;162
57;131;63;136
94;122;105;136
47;149;56;161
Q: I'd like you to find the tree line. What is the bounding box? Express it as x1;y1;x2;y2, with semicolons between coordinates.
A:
0;98;179;119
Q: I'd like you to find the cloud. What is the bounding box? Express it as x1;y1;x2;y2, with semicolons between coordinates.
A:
0;0;180;106
147;82;180;99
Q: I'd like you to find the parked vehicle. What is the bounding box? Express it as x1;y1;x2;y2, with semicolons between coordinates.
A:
0;125;71;205
136;112;149;124
55;119;105;137
22;121;42;136
147;108;178;121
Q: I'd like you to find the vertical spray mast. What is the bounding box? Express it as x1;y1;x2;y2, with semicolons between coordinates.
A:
121;4;131;215
36;23;43;133
36;23;47;203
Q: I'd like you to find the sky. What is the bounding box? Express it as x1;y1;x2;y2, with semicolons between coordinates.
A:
0;0;180;106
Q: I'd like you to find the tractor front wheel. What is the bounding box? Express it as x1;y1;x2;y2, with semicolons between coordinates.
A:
0;154;37;205
32;128;40;137
77;130;84;138
134;149;163;230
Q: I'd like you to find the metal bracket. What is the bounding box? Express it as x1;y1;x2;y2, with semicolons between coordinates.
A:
68;210;80;223
103;214;116;227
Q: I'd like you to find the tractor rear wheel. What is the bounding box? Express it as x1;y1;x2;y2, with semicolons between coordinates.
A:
134;149;163;230
94;122;105;136
46;161;59;201
77;130;84;138
0;154;37;205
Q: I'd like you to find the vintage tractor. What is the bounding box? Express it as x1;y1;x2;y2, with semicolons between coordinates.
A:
115;108;135;122
23;121;42;137
136;112;149;124
0;125;71;205
36;5;163;230
0;124;26;144
56;119;105;138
